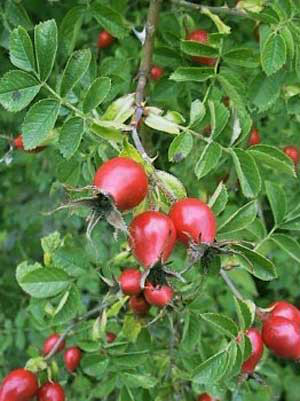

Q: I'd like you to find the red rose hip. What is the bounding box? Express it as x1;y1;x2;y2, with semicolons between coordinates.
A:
144;282;173;308
64;346;81;372
186;30;217;66
284;146;299;165
169;198;217;246
269;301;300;327
0;369;38;401
262;316;300;359
106;332;117;343
150;65;164;81
129;294;150;316
38;382;65;401
241;328;264;374
248;128;261;146
129;211;176;268
97;31;114;48
43;333;65;356
197;393;215;401
93;157;148;211
119;268;142;295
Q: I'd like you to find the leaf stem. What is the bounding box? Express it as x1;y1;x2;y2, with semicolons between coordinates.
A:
254;225;277;251
220;269;244;301
170;0;248;18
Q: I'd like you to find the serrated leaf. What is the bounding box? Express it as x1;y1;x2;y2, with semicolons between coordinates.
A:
249;144;295;176
144;113;180;134
233;244;277;281
9;27;35;72
90;122;123;144
202;7;231;34
234;298;256;330
53;285;81;324
59;6;85;58
190;99;206;126
59;117;85;159
81;355;109;377
168;132;193;162
193;350;228;385
218;201;257;234
261;33;286;76
223;48;259;68
170;67;214;82
208;100;230;139
5;0;33;30
16;262;42;283
41;232;61;254
271;234;300;264
19;268;70;298
0;70;40;112
83;77;111;113
22;99;60;150
52;247;89;277
35;19;58;81
231;149;261;198
194;142;222;179
102;93;135;122
249;72;283;112
107;297;128;318
121;373;158;389
60;49;92;97
209;182;228;216
265;181;286;225
156;170;187;199
91;4;128;39
181;40;219;57
122;315;142;343
201;313;239;338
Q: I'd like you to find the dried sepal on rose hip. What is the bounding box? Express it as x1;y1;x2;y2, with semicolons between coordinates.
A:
0;369;38;401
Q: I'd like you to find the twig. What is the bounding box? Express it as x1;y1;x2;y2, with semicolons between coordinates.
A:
44;302;107;360
220;269;243;301
170;0;248;17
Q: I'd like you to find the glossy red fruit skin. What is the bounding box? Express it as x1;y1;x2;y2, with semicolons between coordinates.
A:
241;328;264;374
262;316;300;359
129;211;177;268
169;198;217;246
186;30;217;66
97;31;114;48
93;157;148;211
38;383;65;401
0;369;38;401
64;346;81;373
144;282;173;308
106;332;117;343
43;334;65;356
13;134;45;153
197;393;214;401
119;269;142;296
284;146;299;165
269;301;300;327
150;65;164;81
129;294;150;316
248;128;261;146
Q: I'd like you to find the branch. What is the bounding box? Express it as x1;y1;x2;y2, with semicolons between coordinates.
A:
220;269;244;301
44;302;107;360
171;0;248;17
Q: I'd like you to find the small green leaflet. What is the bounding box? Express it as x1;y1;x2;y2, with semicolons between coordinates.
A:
249;144;295;176
209;182;228;216
83;77;111;113
59;117;85;159
234;297;256;330
168;132;193;162
170;67;214;83
194;142;222;180
9;27;35;72
200;313;239;338
35;19;58;81
261;32;286;76
271;234;300;264
218;200;257;234
265;181;286;225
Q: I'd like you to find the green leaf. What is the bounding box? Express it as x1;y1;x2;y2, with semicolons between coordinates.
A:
59;6;85;57
83;77;111;113
223;48;259;68
9;27;35;72
168;132;193;162
201;7;231;34
261;33;286;76
144;113;180;134
121;373;158;389
52;247;90;277
218;201;257;234
249;144;295;176
156;170;187;199
52;285;81;324
0;71;40;112
194;142;222;180
22;99;60;150
35;19;58;81
249;72;283;112
234;298;256;330
60;49;91;97
81;355;109;377
170;67;214;82
41;232;61;254
122;315;142;343
107;297;128;318
209;182;228;216
102;93;135;123
19;268;70;298
193;350;228;385
208;100;230;139
59;117;85;159
91;4;128;39
5;0;33;30
16;262;42;283
271;234;300;264
181;40;219;57
190;99;206;126
90;122;123;144
230;149;261;198
200;313;239;338
233;244;277;281
265;181;286;225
